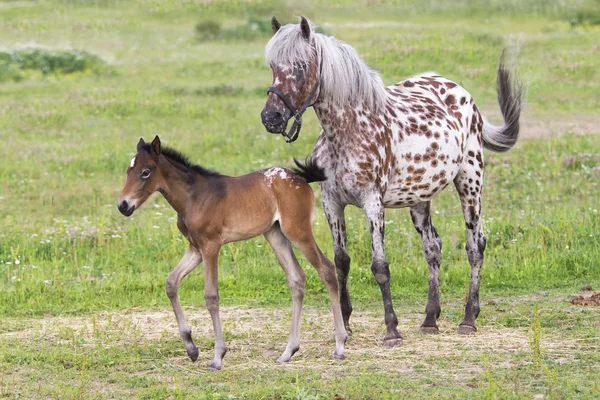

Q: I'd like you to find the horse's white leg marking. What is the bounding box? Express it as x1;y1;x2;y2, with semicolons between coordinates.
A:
363;196;403;346
166;246;203;361
201;244;227;370
263;225;305;363
409;202;442;334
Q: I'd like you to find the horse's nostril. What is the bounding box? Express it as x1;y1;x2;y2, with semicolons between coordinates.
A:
261;110;283;126
118;200;128;212
272;112;283;124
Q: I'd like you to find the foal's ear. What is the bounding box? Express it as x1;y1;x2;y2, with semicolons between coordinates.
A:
137;138;146;152
271;16;281;35
151;135;161;156
299;16;311;40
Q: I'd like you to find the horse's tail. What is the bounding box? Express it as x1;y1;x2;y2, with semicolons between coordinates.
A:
292;157;327;183
481;49;525;153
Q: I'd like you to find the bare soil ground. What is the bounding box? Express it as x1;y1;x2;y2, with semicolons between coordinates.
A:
570;292;600;306
1;305;591;379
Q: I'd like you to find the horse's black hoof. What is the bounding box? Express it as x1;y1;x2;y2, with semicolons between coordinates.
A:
419;326;439;334
383;337;403;348
457;324;477;335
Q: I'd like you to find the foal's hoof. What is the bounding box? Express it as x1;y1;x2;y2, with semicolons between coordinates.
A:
419;326;440;335
457;324;477;335
383;337;403;348
333;351;345;361
186;346;199;362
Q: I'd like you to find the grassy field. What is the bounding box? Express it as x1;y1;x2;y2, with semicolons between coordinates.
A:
1;0;599;398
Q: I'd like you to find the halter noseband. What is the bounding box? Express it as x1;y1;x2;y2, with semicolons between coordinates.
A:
266;63;320;143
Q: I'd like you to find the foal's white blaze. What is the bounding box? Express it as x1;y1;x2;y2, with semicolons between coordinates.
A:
130;157;136;168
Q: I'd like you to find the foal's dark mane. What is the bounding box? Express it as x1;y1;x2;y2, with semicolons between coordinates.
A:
141;143;221;178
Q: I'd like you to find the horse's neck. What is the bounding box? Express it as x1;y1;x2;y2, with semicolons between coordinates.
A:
314;100;382;142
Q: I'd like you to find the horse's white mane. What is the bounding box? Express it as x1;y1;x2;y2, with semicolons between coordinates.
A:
265;20;386;111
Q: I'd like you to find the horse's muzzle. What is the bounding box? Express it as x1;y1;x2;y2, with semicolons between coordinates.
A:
118;200;136;217
261;110;288;134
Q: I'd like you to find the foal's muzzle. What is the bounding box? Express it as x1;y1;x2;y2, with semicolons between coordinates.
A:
118;200;136;217
261;109;288;134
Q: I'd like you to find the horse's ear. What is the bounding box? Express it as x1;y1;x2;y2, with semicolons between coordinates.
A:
271;16;281;34
299;16;310;40
151;135;161;156
137;138;145;152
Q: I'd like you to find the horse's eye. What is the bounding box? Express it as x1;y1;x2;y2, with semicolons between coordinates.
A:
141;169;151;179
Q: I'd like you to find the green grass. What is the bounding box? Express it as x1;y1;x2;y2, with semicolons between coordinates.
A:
0;0;599;398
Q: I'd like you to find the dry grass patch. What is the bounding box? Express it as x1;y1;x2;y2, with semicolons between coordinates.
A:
1;306;585;376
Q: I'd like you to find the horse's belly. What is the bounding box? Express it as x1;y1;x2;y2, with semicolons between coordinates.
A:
383;139;462;207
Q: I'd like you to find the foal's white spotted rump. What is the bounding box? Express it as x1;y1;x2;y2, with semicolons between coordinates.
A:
261;17;524;346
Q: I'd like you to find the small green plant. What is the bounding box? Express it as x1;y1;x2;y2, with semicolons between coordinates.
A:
0;47;108;82
529;304;542;375
195;20;222;41
196;17;330;42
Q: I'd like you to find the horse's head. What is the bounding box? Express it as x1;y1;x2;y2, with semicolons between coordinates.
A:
261;16;321;142
118;136;163;217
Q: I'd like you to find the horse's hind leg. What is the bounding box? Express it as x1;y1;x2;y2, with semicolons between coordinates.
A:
454;161;486;334
281;221;347;359
322;198;353;333
166;245;203;361
410;201;442;334
264;223;306;363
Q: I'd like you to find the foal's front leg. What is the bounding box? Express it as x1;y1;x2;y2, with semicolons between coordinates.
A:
201;244;227;371
363;197;403;347
166;246;203;361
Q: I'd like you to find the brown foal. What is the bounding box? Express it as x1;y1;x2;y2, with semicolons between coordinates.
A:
117;136;346;370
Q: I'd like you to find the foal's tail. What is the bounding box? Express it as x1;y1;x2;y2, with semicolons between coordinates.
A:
481;49;525;153
292;157;327;183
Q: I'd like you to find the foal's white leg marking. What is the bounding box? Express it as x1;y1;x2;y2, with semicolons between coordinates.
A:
290;238;347;360
264;226;305;363
166;246;203;361
202;245;226;371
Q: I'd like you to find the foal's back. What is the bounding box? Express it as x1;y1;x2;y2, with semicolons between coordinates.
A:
189;167;316;244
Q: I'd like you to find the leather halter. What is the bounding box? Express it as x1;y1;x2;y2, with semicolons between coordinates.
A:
266;63;320;143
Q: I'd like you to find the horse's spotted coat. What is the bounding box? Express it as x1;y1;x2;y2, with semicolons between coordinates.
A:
262;17;523;343
313;73;484;210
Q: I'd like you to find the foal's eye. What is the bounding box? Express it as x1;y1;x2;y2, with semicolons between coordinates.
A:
141;169;151;179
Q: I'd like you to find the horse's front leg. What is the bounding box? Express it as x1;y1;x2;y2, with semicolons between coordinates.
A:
322;193;353;334
166;245;203;361
201;243;227;371
363;197;403;347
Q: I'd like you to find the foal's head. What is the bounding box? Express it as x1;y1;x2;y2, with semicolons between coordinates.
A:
118;136;164;217
261;16;321;135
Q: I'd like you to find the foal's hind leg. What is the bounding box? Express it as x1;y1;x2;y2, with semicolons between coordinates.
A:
166;245;203;361
281;221;347;359
454;163;487;334
410;202;443;334
322;198;353;333
264;223;306;363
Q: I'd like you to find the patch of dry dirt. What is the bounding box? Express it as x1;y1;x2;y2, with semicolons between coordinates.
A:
0;306;589;381
570;292;600;306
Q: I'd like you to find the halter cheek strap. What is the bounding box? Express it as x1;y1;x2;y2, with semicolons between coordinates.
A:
266;65;321;143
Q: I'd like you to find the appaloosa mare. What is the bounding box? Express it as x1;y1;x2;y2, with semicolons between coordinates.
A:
118;136;346;369
261;17;524;346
